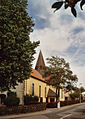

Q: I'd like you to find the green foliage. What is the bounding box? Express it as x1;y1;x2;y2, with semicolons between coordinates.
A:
80;86;85;93
4;91;20;107
7;91;16;97
0;0;39;91
70;92;80;100
52;0;85;17
45;56;78;87
33;96;39;102
24;95;39;105
45;56;78;100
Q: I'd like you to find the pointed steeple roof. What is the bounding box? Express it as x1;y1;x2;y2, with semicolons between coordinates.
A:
35;50;45;76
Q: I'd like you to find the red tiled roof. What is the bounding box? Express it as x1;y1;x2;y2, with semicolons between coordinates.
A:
31;69;45;82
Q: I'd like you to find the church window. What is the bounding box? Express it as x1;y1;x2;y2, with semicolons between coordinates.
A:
39;86;41;97
45;87;46;98
32;83;34;96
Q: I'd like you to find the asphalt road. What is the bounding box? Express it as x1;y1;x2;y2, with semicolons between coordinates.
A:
15;103;85;119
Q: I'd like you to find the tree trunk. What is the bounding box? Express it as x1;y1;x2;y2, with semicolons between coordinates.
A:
57;88;60;108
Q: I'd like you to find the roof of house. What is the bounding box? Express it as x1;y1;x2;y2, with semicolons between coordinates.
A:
47;89;56;97
31;69;45;82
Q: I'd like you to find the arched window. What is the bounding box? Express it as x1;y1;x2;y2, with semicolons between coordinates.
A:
32;83;34;96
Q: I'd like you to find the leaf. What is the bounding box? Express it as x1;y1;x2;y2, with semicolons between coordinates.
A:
71;7;77;17
52;1;63;10
80;0;85;10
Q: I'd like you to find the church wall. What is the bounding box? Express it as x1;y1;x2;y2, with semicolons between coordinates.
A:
24;77;47;102
60;89;65;101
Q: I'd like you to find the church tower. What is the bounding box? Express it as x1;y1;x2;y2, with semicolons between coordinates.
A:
35;50;45;77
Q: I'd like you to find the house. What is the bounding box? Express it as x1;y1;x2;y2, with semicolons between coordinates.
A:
82;92;85;100
64;89;74;101
24;51;65;103
46;75;65;102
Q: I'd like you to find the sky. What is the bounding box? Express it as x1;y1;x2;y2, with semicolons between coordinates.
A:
27;0;85;87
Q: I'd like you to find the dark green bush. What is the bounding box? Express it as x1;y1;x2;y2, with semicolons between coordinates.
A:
33;96;39;102
7;91;16;97
60;100;80;107
4;91;20;107
24;95;39;105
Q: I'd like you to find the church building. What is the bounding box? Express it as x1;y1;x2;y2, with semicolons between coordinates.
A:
24;50;65;103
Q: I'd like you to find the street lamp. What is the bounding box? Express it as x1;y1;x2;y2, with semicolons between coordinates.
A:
79;83;82;103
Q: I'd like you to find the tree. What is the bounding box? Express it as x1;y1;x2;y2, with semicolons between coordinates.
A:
52;0;85;17
45;56;78;103
80;86;85;93
0;0;39;91
70;92;80;100
4;91;20;106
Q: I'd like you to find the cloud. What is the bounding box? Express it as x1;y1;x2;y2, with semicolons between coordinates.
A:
29;0;85;85
28;0;51;29
71;64;85;86
30;28;73;52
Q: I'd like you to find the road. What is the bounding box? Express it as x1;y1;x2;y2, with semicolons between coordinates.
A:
15;103;85;119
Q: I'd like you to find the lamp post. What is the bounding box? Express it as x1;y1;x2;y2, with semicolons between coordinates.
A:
79;83;82;103
80;88;81;103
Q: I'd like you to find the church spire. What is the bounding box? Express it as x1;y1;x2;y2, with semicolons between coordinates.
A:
35;50;45;76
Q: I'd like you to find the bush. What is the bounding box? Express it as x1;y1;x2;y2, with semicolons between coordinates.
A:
60;100;80;107
4;91;20;107
7;91;16;97
24;95;39;105
33;96;39;102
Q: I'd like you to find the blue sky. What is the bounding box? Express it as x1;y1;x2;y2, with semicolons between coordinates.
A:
28;0;85;87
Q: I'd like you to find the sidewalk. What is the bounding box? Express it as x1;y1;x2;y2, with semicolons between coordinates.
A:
0;103;85;119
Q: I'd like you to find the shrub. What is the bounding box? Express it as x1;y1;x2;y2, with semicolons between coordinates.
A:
4;91;20;107
33;96;39;102
7;91;16;97
24;95;39;105
60;100;80;107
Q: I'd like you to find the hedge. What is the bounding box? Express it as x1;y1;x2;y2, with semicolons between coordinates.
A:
24;95;39;105
47;99;85;108
0;103;46;116
4;91;20;107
